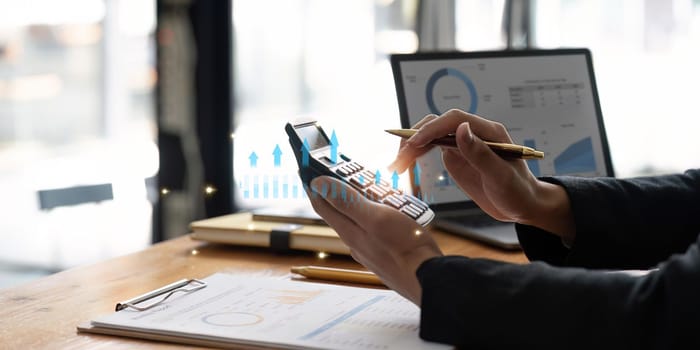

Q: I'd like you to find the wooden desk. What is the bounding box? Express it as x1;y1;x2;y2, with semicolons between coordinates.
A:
0;231;527;349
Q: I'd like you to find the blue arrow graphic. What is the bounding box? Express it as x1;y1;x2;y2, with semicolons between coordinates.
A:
374;170;381;185
273;175;279;198
253;176;259;198
301;139;310;167
249;151;258;168
263;176;269;198
391;171;399;189
243;175;250;198
413;163;421;186
272;144;282;167
329;130;339;164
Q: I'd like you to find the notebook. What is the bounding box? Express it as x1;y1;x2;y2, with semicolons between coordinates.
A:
190;212;349;255
390;48;615;250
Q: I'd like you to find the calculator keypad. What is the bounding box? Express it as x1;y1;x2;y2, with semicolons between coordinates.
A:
335;162;363;177
331;161;433;226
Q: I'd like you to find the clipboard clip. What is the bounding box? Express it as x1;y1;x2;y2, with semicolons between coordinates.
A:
116;278;207;312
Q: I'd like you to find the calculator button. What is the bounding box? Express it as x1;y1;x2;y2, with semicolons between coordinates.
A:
361;170;375;179
366;186;384;199
380;187;390;197
395;194;411;206
367;185;389;199
400;206;420;219
349;175;372;189
382;195;404;209
406;203;425;214
406;203;422;214
340;153;351;162
406;196;429;210
336;168;351;177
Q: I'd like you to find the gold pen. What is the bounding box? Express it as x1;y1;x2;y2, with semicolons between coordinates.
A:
385;129;545;160
291;265;385;286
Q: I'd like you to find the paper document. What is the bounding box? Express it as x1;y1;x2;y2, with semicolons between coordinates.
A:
89;273;449;350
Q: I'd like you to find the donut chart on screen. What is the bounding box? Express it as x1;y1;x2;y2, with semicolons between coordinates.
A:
425;68;478;114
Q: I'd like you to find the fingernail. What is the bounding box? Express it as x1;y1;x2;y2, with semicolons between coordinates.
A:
463;122;473;142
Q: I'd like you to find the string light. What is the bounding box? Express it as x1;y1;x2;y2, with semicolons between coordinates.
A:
230;132;236;139
160;188;170;195
191;249;199;255
317;251;329;259
415;229;422;236
204;185;217;195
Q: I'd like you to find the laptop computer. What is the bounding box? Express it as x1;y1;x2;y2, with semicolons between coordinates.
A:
390;48;614;250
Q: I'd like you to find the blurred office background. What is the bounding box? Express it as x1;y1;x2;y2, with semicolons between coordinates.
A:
1;0;699;288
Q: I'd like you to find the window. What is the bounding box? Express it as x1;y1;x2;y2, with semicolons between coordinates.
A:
232;0;419;209
0;0;156;285
232;0;507;210
533;0;700;176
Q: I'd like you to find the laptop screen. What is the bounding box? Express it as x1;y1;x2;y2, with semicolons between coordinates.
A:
391;49;614;209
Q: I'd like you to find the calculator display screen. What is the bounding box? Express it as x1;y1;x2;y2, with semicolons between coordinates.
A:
295;124;329;150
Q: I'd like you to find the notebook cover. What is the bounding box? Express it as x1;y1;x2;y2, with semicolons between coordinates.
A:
189;212;350;255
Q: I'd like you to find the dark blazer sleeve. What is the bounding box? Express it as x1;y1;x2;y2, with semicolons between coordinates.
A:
417;238;700;349
518;169;700;269
416;169;700;348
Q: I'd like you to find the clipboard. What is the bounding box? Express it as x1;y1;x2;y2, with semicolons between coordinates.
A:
77;273;451;350
115;278;207;311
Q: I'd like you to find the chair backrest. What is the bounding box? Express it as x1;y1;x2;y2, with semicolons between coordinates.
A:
37;184;113;211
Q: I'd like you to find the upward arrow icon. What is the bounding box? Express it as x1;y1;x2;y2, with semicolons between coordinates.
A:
329;130;339;164
273;144;282;167
301;139;310;167
249;151;258;168
413;163;421;186
391;170;399;189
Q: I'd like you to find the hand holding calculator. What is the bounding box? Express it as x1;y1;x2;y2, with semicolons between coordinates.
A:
285;119;435;226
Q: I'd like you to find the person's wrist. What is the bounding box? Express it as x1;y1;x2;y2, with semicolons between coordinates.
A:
519;180;576;241
397;243;442;305
512;178;549;227
401;243;442;276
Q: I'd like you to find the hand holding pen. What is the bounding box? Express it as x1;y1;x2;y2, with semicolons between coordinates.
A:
386;110;570;232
